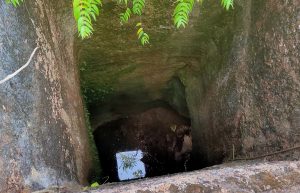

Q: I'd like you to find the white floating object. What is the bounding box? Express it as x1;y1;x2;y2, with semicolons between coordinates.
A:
116;150;146;181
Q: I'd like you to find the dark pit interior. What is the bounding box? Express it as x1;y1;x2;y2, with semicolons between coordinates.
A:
93;103;195;182
76;0;233;183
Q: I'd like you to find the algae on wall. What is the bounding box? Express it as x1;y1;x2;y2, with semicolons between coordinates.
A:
82;105;102;182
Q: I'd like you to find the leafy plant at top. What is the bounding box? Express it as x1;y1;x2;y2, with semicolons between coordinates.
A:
117;0;130;6
73;0;102;39
6;0;234;44
120;7;132;24
136;23;149;45
5;0;23;7
221;0;233;10
132;0;145;15
173;0;233;28
173;0;195;28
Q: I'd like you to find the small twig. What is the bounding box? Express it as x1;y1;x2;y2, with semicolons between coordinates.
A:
0;47;39;85
232;145;300;161
101;176;109;185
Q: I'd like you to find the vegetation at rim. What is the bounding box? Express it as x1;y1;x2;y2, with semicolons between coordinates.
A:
6;0;233;45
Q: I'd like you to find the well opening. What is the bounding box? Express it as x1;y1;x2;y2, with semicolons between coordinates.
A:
93;103;197;182
75;0;234;183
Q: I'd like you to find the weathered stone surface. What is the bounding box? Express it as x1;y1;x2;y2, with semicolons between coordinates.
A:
0;1;92;192
84;161;300;193
77;0;207;128
79;0;300;167
1;0;297;191
187;0;300;165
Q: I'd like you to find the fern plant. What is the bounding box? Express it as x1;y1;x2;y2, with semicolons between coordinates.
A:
136;23;149;45
117;0;130;6
173;0;195;28
5;0;23;7
6;0;234;45
173;0;233;28
73;0;102;39
221;0;233;10
132;0;145;15
120;8;132;24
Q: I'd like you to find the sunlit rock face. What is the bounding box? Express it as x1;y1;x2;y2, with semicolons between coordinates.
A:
1;0;298;191
0;1;92;192
188;0;300;165
79;0;299;168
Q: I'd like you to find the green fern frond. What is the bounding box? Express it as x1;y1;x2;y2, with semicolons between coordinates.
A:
221;0;233;10
196;0;203;4
173;0;195;28
5;0;23;7
5;0;234;42
120;8;132;24
136;23;149;46
73;0;102;39
132;0;145;15
117;0;130;5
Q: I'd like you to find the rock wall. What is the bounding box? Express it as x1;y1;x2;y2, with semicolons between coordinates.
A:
78;0;299;174
0;1;92;192
186;0;300;164
1;0;298;191
86;161;300;193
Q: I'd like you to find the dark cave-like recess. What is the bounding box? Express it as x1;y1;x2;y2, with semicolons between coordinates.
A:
92;104;214;182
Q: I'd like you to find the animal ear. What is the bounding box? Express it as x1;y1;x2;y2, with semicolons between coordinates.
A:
170;124;177;132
